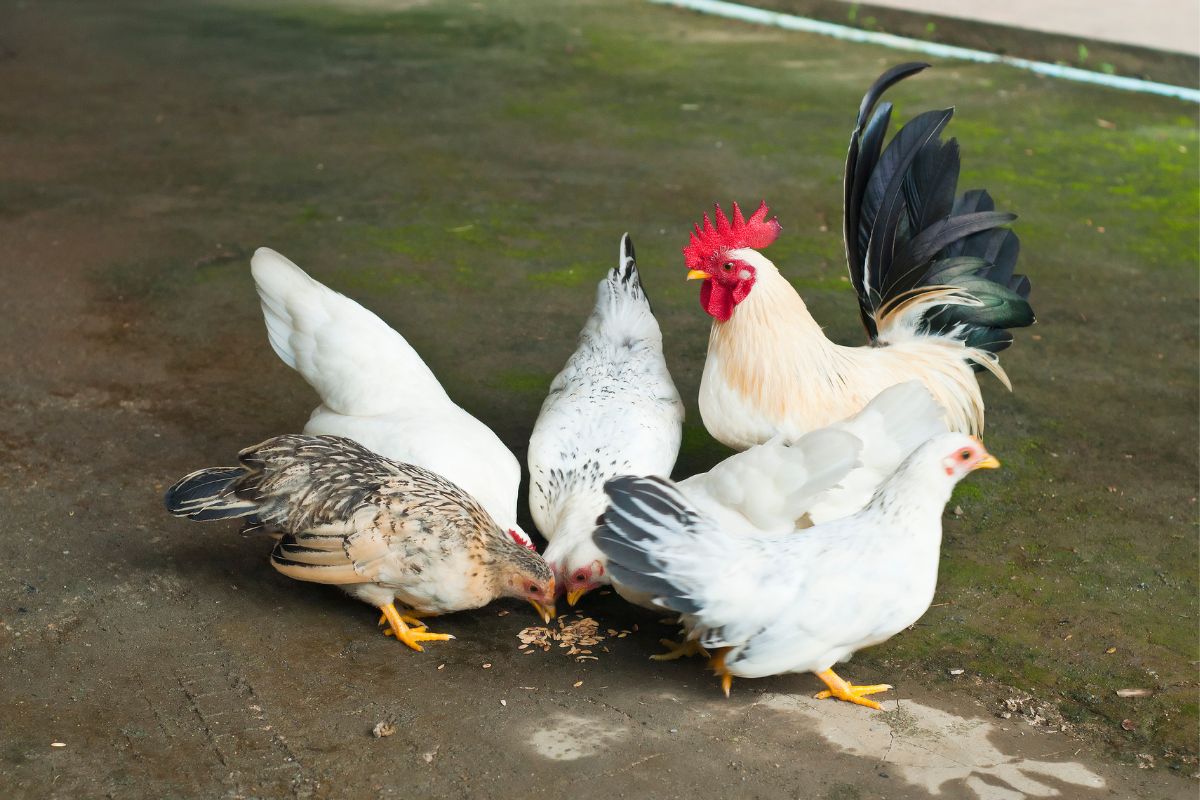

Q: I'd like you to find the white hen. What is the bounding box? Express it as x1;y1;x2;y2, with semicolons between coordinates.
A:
595;432;1000;707
251;247;533;548
528;234;684;605
608;382;945;626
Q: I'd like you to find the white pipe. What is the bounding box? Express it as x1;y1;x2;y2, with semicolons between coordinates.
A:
648;0;1200;103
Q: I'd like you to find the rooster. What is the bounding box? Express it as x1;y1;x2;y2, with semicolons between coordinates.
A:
684;63;1034;449
251;248;534;550
528;234;684;606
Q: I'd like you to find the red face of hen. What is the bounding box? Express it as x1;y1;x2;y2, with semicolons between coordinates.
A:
683;201;781;322
940;437;1001;478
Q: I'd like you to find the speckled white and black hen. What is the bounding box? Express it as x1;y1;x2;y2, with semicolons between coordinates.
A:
165;434;555;651
528;234;684;606
594;432;999;707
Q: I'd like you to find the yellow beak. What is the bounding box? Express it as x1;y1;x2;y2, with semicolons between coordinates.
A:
686;269;709;281
975;454;1001;470
529;600;554;624
566;587;588;607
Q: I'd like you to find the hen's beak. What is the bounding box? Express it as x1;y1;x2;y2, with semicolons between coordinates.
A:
566;587;588;607
686;269;708;281
530;600;555;624
975;454;1001;470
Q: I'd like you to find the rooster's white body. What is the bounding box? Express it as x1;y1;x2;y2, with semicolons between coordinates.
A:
251;247;531;547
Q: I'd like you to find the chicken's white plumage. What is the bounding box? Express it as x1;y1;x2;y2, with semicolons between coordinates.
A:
677;381;946;535
595;432;999;696
528;235;684;594
251;247;530;547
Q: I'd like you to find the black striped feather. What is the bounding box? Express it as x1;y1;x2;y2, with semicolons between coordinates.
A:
592;476;711;616
164;466;256;521
842;65;1035;356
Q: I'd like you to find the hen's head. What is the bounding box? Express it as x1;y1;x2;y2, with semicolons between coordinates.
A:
544;536;608;607
497;541;556;623
934;434;1001;480
684;201;781;322
506;525;537;551
908;433;1001;490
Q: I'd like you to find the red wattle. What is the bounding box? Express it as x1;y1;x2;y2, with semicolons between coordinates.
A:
700;279;735;322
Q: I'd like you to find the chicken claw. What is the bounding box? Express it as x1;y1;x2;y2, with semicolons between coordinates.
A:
709;647;735;697
650;638;709;661
814;668;892;710
378;603;454;652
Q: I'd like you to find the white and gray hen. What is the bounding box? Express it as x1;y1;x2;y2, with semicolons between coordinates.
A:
594;431;999;707
528;234;684;605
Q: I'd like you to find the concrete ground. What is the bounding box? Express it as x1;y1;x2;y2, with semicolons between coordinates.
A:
830;0;1200;56
1;0;1196;797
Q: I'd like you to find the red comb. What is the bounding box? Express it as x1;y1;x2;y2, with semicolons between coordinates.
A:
508;528;537;551
683;201;781;268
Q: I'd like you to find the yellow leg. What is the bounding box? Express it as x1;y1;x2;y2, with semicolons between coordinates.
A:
377;609;428;629
709;647;734;697
378;603;454;652
813;668;892;710
650;638;709;661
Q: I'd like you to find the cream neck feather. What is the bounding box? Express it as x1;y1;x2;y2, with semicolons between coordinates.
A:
701;249;987;444
706;250;851;426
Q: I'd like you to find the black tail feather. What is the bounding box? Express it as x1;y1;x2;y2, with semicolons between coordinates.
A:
843;65;1034;363
164;466;257;521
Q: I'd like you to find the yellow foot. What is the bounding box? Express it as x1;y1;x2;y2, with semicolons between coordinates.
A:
378;603;453;652
814;668;892;710
709;647;734;697
378;611;427;629
650;638;710;661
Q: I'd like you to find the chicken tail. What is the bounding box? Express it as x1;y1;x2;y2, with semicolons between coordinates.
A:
843;64;1034;371
609;233;647;303
164;466;257;521
584;233;660;342
250;247;448;417
593;475;718;616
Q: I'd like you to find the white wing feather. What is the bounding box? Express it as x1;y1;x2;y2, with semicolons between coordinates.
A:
677;381;945;533
676;428;861;534
250;247;524;538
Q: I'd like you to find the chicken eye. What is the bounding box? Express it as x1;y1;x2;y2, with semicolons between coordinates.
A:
574;573;585;583
722;261;734;271
959;450;971;461
528;584;540;594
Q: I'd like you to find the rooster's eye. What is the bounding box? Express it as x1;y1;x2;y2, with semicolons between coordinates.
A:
528;584;540;594
959;450;971;461
722;262;734;271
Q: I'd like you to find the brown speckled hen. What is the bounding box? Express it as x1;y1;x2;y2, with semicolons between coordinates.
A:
165;434;555;651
